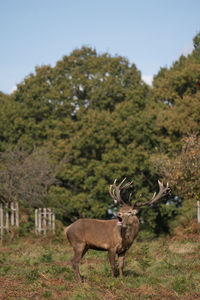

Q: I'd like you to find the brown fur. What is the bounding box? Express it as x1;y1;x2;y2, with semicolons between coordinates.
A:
64;205;139;281
64;179;169;282
64;225;71;237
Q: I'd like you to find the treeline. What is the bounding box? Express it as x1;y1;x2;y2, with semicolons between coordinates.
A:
0;33;200;235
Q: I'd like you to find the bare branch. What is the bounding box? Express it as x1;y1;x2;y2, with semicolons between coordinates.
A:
0;146;61;207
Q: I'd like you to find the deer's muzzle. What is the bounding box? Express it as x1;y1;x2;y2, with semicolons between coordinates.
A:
117;215;123;226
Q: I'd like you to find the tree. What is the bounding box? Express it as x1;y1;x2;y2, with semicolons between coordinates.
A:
193;32;200;50
47;98;162;224
0;47;158;223
0;47;175;232
0;146;59;207
152;35;200;152
1;47;150;150
12;47;145;117
151;134;200;231
146;34;200;233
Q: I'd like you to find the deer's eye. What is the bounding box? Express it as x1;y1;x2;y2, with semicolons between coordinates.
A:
128;212;132;216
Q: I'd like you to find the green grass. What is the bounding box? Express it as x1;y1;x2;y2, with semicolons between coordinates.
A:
0;234;200;299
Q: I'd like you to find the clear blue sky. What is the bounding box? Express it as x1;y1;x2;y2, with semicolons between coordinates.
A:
0;0;199;93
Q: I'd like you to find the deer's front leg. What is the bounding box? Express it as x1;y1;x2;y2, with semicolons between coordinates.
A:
118;252;125;277
108;248;116;277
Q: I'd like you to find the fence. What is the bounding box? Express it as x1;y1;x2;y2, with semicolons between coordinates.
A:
197;201;200;224
0;202;19;239
0;201;200;238
35;208;55;234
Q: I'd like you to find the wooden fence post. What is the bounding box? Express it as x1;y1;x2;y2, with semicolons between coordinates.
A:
11;202;14;226
15;202;19;227
35;209;38;234
43;208;47;235
38;208;42;234
52;211;55;234
48;208;51;229
0;202;19;239
0;204;3;240
5;203;9;231
35;208;55;235
197;201;200;224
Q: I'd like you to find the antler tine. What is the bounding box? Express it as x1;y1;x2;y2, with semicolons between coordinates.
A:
149;181;170;205
109;178;132;206
109;179;124;205
121;180;133;206
122;181;133;190
117;177;127;188
133;181;170;208
132;193;142;208
128;192;132;205
109;184;116;201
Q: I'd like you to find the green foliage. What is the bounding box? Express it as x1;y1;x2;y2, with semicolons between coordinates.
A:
152;135;200;233
153;38;200;151
0;37;200;234
193;32;200;50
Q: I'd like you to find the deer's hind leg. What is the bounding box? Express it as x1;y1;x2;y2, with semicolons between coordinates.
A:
71;243;88;282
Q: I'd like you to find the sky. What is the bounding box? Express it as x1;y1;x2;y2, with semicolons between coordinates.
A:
0;0;199;94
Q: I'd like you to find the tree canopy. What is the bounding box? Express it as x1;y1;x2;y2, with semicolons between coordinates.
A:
0;33;200;235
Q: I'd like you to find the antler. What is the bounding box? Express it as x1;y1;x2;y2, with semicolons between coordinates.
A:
109;178;133;206
133;181;170;208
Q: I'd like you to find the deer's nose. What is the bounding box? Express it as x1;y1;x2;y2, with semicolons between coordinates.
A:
117;213;123;219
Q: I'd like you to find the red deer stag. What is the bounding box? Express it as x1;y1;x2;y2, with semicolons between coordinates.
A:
65;178;170;281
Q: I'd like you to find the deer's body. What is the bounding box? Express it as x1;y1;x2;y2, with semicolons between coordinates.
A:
66;217;139;252
65;210;139;281
65;179;169;281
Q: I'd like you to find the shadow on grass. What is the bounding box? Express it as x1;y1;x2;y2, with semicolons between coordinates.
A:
114;269;142;278
124;269;142;277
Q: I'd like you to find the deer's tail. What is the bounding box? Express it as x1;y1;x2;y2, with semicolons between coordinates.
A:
64;225;71;241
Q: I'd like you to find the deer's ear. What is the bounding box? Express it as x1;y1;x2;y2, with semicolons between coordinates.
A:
132;209;139;215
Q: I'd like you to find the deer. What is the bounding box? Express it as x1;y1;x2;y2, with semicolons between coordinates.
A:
64;178;170;282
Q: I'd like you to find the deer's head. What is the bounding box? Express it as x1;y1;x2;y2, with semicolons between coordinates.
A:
109;178;170;228
117;205;138;227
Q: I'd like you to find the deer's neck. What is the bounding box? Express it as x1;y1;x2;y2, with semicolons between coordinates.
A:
119;217;139;251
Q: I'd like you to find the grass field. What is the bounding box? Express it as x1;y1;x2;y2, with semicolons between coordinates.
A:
0;229;200;300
